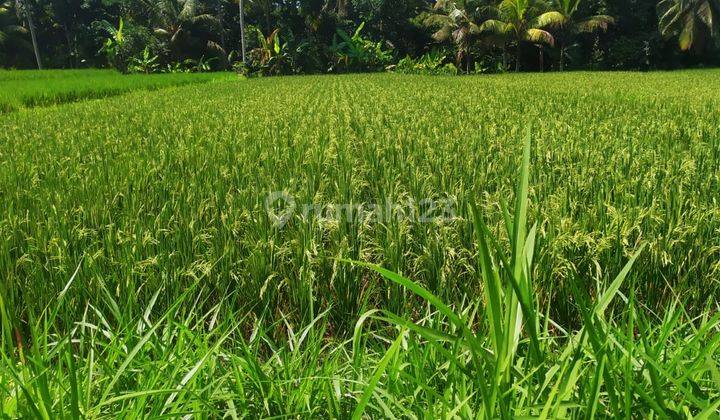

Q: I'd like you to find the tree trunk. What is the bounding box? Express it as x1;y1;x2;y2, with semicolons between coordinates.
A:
17;0;42;69
337;0;348;17
63;25;75;68
502;46;507;71
515;43;521;72
559;45;565;72
239;0;246;64
218;3;226;52
539;45;544;72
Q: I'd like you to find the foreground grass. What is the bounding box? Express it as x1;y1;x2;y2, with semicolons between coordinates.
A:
2;280;719;417
2;132;719;418
0;69;234;113
1;71;719;416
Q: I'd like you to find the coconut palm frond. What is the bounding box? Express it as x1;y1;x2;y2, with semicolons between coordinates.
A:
5;24;26;34
498;0;522;22
658;0;720;51
576;15;614;33
170;27;184;44
157;0;181;22
526;28;555;45
679;14;697;50
154;28;171;37
434;0;450;11
179;0;197;21
432;25;452;42
423;14;454;28
449;8;465;21
479;19;511;35
0;22;26;44
658;7;682;34
206;39;228;65
696;0;720;30
191;13;221;31
535;11;567;28
452;27;468;44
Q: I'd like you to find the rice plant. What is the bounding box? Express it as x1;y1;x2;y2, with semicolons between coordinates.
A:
347;130;720;417
0;70;719;417
0;70;233;113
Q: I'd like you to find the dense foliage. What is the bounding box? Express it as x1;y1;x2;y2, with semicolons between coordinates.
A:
1;0;720;73
1;70;719;416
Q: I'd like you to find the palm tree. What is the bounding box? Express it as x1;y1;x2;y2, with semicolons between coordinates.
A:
238;0;246;63
658;0;720;52
146;0;226;63
479;0;560;71
423;0;481;73
12;0;41;68
551;0;614;71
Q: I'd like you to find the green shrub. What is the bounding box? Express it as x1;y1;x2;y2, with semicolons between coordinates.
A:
392;50;457;75
330;22;392;72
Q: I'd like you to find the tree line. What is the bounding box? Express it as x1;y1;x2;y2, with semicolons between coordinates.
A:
1;0;719;74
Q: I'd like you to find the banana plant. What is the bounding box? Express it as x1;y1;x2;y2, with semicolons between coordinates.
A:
98;17;127;71
128;46;160;73
249;28;289;75
330;22;391;72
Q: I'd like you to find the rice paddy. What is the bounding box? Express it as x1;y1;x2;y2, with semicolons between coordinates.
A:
1;70;719;418
0;70;233;113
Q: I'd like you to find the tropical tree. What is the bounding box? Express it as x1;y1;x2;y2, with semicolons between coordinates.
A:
423;0;481;73
658;0;720;52
248;0;273;33
479;0;561;71
551;0;614;70
12;0;41;68
238;0;246;63
145;0;227;63
0;0;33;67
0;1;27;48
47;0;84;67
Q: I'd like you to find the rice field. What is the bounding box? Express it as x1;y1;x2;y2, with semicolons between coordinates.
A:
1;70;719;418
0;70;233;113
